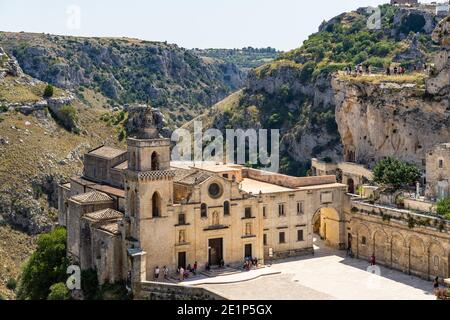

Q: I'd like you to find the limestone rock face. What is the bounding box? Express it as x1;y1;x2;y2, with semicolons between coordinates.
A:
332;77;450;167
392;7;439;39
426;17;450;96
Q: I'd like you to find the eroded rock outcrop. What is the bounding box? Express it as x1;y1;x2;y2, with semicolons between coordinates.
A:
333;77;449;167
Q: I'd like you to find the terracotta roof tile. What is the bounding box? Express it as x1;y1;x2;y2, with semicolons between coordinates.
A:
84;208;123;221
98;222;121;235
71;191;113;204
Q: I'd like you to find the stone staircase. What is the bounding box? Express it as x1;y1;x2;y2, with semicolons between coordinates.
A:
201;266;241;277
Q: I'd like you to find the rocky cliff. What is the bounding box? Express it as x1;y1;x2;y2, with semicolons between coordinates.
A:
333;15;449;168
0;33;278;127
333;76;449;167
202;4;443;175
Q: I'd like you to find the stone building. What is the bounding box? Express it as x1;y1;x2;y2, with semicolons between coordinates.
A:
426;143;450;200
390;0;418;5
58;106;347;290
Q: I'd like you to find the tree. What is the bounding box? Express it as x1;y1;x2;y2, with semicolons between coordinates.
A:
47;282;70;300
436;197;450;220
16;227;69;300
373;157;421;190
43;84;54;98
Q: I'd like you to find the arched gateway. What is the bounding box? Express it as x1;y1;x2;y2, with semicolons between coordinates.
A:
312;207;346;250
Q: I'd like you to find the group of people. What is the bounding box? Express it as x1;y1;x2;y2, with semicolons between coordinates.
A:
153;265;170;281
243;257;259;271
153;262;199;281
345;64;371;76
385;65;407;76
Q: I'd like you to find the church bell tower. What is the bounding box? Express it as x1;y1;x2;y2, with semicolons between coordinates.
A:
123;105;175;284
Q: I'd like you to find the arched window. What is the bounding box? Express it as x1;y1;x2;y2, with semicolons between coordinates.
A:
129;191;136;217
151;152;160;171
201;203;207;218
152;192;161;218
223;201;230;215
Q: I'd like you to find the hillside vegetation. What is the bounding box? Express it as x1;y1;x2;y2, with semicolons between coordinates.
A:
204;4;443;176
0;33;277;127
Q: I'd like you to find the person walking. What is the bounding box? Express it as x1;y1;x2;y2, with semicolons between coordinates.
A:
433;277;440;295
154;266;160;280
193;261;198;275
163;266;169;280
179;267;185;281
370;254;376;266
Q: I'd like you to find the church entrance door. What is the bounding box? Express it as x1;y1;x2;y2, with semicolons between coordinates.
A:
208;238;223;266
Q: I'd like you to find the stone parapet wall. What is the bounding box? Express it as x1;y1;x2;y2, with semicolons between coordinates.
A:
243;168;336;188
136;281;226;300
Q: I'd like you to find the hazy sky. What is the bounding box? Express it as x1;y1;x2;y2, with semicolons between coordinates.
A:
0;0;435;51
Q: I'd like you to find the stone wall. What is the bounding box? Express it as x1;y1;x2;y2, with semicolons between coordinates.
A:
136;281;225;300
243;168;336;188
348;201;450;280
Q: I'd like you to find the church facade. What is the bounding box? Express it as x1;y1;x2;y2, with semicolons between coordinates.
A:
58;107;347;290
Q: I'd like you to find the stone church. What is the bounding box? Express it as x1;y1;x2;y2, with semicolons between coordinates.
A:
58;106;347;290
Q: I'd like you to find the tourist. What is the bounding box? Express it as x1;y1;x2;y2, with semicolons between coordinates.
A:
154;266;160;280
370;254;376;266
393;66;398;75
219;258;225;268
433;277;440;295
179;267;185;281
193;261;198;275
205;263;211;271
187;263;192;273
386;66;391;76
163;266;169;280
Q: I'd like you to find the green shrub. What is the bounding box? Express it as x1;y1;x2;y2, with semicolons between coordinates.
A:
47;282;70;300
81;269;99;300
6;277;17;291
437;197;450;220
16;227;69;300
373;157;421;190
43;84;54;98
0;104;8;113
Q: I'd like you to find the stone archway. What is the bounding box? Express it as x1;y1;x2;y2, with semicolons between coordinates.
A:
391;232;407;272
408;235;427;276
312;207;345;250
429;241;446;279
372;229;389;265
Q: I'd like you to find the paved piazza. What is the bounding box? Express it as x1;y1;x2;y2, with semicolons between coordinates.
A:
195;238;436;300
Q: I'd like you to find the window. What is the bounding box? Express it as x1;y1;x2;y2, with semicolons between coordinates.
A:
223;174;229;179
278;204;285;217
297;202;304;215
152;192;161;218
200;203;207;218
361;236;367;245
439;159;443;168
223;201;230;215
178;214;186;225
279;232;286;244
208;183;222;198
297;230;304;241
245;207;252;218
245;223;252;236
263;234;267;246
151;152;160;171
263;206;267;219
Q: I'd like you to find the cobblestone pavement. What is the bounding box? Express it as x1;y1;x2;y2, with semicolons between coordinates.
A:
200;238;436;300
